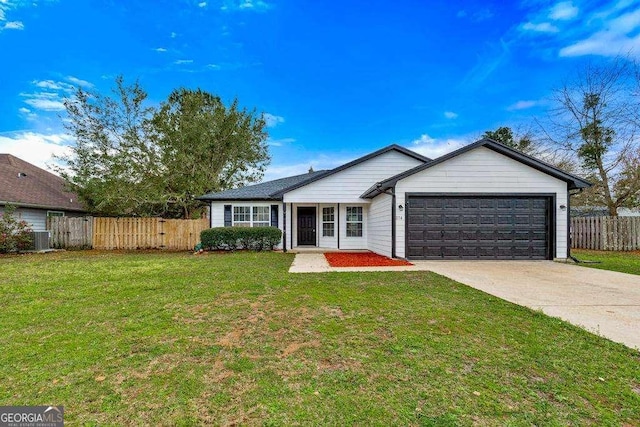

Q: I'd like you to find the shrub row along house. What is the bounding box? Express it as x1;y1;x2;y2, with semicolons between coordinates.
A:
0;154;86;231
199;139;591;260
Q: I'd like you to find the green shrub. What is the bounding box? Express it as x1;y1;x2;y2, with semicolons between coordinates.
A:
200;227;282;251
0;205;33;253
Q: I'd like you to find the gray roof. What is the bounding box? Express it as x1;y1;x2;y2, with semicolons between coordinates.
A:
198;170;329;201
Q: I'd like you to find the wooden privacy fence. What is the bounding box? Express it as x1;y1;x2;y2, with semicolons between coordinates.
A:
571;216;640;251
49;217;209;251
49;216;93;249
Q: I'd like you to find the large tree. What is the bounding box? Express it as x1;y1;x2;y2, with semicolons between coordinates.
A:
152;88;268;218
544;59;640;216
482;126;536;154
58;77;269;218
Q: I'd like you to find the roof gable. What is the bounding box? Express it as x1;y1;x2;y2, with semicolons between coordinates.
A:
362;138;591;198
0;154;86;211
271;144;430;198
198;144;430;201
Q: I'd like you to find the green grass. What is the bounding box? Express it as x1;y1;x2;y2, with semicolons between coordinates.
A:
1;251;639;425
572;249;640;275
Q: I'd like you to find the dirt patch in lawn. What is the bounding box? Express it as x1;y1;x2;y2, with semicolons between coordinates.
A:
324;252;413;267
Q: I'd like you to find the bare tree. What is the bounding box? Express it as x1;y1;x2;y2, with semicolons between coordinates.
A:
543;58;640;216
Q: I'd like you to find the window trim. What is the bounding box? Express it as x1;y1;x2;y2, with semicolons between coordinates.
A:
345;206;363;238
47;211;65;218
232;205;271;228
322;206;335;237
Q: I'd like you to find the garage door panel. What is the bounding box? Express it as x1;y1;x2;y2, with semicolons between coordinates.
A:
462;199;480;209
444;215;461;225
496;215;513;225
407;195;551;260
462;215;478;225
425;215;442;225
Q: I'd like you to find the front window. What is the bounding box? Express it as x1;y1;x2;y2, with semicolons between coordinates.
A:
47;211;64;217
253;206;270;227
322;207;335;237
346;206;363;237
234;206;270;227
233;206;251;227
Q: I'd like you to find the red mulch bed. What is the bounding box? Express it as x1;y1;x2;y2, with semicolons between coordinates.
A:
324;252;413;267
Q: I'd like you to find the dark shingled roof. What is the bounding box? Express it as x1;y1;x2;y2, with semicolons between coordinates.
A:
198;169;329;201
0;154;86;212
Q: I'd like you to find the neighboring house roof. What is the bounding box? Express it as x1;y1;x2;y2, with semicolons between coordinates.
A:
198;144;431;201
198;170;330;201
361;138;592;198
0;154;86;212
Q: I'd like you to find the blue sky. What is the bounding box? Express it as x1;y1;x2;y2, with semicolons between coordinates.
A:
0;0;639;181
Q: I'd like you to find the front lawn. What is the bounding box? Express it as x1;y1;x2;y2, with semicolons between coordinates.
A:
572;249;640;275
1;251;639;425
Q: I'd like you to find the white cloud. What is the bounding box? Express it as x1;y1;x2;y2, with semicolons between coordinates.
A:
21;78;86;113
266;137;295;147
549;1;579;20
66;76;93;88
507;100;538;110
154;47;167;52
408;134;468;159
24;95;64;111
33;80;73;91
198;1;207;7
521;21;559;33
444;111;458;119
17;106;37;120
559;4;640;57
559;9;640;58
221;0;272;12
170;31;177;38
174;59;193;65
0;132;74;173
3;20;23;30
560;32;640;57
263;113;284;127
206;63;221;70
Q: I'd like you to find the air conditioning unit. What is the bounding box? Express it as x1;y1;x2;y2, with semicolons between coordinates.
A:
29;231;50;251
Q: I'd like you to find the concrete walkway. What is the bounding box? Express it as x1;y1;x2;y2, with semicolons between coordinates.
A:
289;254;640;349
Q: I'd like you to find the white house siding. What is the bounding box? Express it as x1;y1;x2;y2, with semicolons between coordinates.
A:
208;200;284;248
367;193;392;257
394;147;568;259
318;204;338;248
283;150;424;203
338;204;368;250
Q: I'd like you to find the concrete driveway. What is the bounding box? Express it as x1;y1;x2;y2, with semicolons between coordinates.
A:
412;261;640;350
